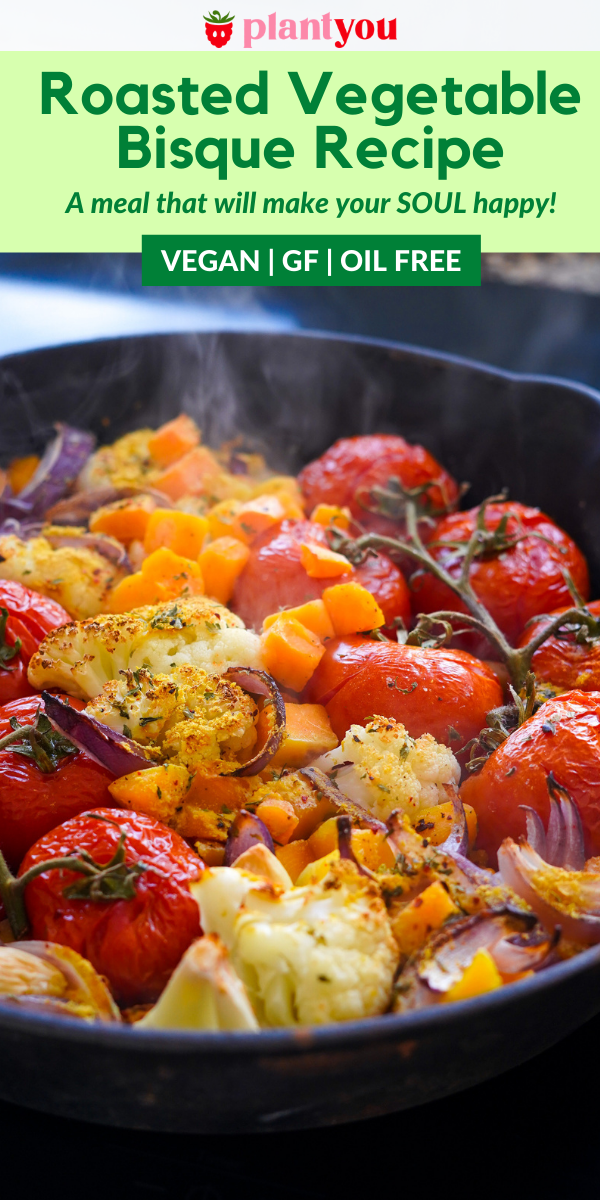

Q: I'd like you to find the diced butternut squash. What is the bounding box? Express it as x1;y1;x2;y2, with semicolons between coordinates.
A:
309;504;352;531
412;801;478;849
443;948;503;1003
392;881;459;958
306;817;395;872
351;828;397;872
255;799;299;845
8;455;40;495
109;763;190;824
194;840;226;867
108;572;164;612
177;806;235;841
108;548;204;612
155;446;221;501
306;816;339;861
206;498;244;540
144;508;209;559
141;546;203;589
230;495;287;544
260;614;325;693
270;703;338;769
148;414;200;467
263;599;335;643
296;850;340;887
199;536;250;605
89;495;157;544
322;581;385;634
186;773;254;812
275;839;312;884
299;541;353;579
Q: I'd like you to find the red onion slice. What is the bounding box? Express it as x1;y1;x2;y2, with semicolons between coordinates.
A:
438;789;468;857
44;530;131;571
19;425;96;517
498;839;600;943
336;814;373;878
299;766;387;834
224;810;274;866
42;691;153;777
222;668;286;777
519;806;547;857
46;486;175;527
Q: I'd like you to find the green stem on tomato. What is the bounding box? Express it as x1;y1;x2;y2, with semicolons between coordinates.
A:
332;491;600;692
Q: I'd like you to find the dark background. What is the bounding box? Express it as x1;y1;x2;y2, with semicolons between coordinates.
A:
1;252;599;1195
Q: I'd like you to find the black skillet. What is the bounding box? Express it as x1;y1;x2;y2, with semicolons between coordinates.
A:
1;330;600;1133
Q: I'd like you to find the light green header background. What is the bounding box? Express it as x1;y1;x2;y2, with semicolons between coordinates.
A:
0;51;596;252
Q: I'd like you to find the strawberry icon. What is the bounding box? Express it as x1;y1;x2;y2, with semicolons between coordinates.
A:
204;10;234;47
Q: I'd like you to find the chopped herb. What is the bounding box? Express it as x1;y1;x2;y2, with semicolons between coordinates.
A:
157;786;162;799
182;707;195;720
150;605;185;630
386;677;418;695
204;621;220;634
139;715;161;726
317;975;331;983
448;726;461;742
203;690;216;701
122;725;132;739
505;767;517;777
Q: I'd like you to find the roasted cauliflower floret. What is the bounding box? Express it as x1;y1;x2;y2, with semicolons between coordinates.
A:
27;596;264;700
86;663;258;773
78;429;158;492
314;717;460;822
192;862;399;1027
0;533;124;620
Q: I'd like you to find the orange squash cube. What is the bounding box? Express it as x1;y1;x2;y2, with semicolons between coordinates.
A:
260;614;325;693
392;881;459;958
206;498;244;540
141;546;204;590
263;599;335;643
154;446;221;501
309;504;352;531
270;703;338;768
230;495;287;544
148;414;200;467
322;581;385;634
255;799;299;845
199;536;250;604
275;839;312;884
90;495;157;544
8;455;40;496
144;508;209;559
443;949;503;1003
299;541;353;579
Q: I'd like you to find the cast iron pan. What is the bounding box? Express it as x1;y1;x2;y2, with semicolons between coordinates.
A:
1;330;600;1134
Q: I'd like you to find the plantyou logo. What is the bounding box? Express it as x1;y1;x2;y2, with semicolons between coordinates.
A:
205;10;235;47
244;13;397;48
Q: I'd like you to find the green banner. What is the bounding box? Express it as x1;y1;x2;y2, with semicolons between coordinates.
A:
142;233;480;286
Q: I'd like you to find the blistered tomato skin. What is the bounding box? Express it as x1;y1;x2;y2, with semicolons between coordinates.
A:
461;691;600;865
298;435;460;537
518;599;600;691
410;502;590;655
0;581;70;706
20;809;203;1007
0;694;116;870
306;635;503;750
231;519;411;632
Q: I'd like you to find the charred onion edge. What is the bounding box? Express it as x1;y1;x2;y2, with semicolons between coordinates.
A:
46;485;175;526
1;941;120;1022
41;691;154;777
222;667;286;777
336;814;375;878
44;530;132;572
224;809;274;865
298;765;387;834
498;839;600;943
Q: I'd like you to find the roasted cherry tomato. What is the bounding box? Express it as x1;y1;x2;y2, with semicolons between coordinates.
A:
410;502;589;656
0;694;116;870
517;599;600;691
298;435;460;537
0;581;70;706
21;808;202;1006
462;691;600;864
231;518;411;632
306;635;503;749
